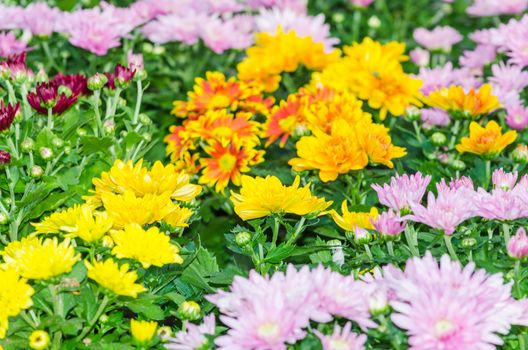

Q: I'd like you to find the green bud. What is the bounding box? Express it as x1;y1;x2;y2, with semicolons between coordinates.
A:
177;301;201;321
450;159;466;171
369;290;389;316
367;16;381;29
138;113;152;125
142;42;154;54
405;106;421;122
30;165;44;178
157;326;172;339
51;137;64;149
152;46;166;55
430;132;447;146
134;69;148;81
63;146;72;155
142;133;152;142
87;73;108;91
39;147;53;161
103;120;116;134
333;12;345;23
0;212;8;225
76;128;87;137
21;138;35;152
99;314;109;323
235;231;252;247
58;85;73;98
512;144;528;164
461;237;477;249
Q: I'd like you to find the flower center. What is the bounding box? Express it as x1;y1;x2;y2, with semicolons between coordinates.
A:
329;339;351;350
435;319;456;338
257;322;280;340
209;94;231;109
218;153;237;172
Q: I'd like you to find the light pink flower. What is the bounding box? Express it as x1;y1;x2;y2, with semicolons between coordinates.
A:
200;15;253;54
416;63;478;95
436;176;475;193
127;51;144;71
459;45;496;71
408;186;476;235
0;5;23;30
246;0;308;13
474;188;527;221
413;26;462;52
141;13;203;45
372;210;406;237
507;227;528;259
0;32;27;58
492;169;518;191
372;172;432;212
350;0;375;7
489;63;528;93
467;0;528;16
420;108;450;127
255;8;338;52
499;15;528;67
165;314;216;350
506;104;528;130
383;252;527;349
409;48;430;67
21;2;60;36
314;323;367;350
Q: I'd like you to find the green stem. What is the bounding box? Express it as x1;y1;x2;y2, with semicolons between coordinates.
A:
41;41;60;72
386;241;394;257
76;295;110;341
412;121;423;143
19;83;32;120
47;108;54;129
351;9;362;42
519;334;526;350
514;260;522;298
485;160;491;190
448;120;461;149
444;235;458;260
4;80;16;105
132;80;143;125
502;223;511;247
93;90;103;137
363;244;373;261
404;225;419;256
288;217;306;244
271;217;280;248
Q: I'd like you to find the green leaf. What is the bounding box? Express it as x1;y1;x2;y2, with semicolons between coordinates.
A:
126;299;165;320
164;292;186;305
80;136;115;156
264;244;296;263
124;131;143;149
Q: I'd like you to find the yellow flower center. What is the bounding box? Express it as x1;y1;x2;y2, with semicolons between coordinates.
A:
435;319;456;338
214;126;234;139
257;322;280;340
218;153;237;172
329;339;351;349
209;94;231;109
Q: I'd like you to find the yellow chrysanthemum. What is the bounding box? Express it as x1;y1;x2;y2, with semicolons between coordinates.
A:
356;123;407;168
313;38;422;120
33;204;112;242
230;175;332;221
84;159;202;206
0;268;34;339
237;29;340;92
130;319;157;344
31;204;85;234
111;224;183;268
423;84;501;118
85;259;146;298
101;191;192;228
456;121;517;159
288;118;369;182
330;201;379;231
1;237;80;280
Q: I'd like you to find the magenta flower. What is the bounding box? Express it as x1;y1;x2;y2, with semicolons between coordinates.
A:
506;103;528;130
0;101;19;132
408;186;476;235
21;2;60;36
372;211;406;237
105;64;136;90
500;16;528;67
382;252;527;350
372;172;432;213
409;48;430;67
417;63;472;95
0;150;11;164
51;73;89;97
27;82;78;115
314;322;367;350
165;314;216;350
420;108;450;127
0;32;27;58
413;26;462;52
507;228;528;259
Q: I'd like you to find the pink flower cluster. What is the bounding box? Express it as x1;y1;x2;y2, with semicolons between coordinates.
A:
206;264;374;349
0;0;337;56
467;0;528;17
172;254;528;349
413;26;462;52
374;169;528;236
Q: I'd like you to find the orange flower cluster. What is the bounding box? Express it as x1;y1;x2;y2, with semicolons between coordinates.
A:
166;72;273;192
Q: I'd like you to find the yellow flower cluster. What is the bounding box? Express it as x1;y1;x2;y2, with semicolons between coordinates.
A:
167;72;271;192
312;38;423;120
284;88;406;182
230;175;332;221
237;29;340;92
0;159;200;338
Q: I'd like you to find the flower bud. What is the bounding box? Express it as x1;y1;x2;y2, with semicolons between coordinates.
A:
39;147;53;160
0;212;8;225
21;138;35;152
430;132;447;146
367;15;381;29
461;237;477;249
333;12;345;23
99;314;109;323
507;228;528;259
142;42;154;54
152;46;166;56
35;68;48;83
0;150;11;165
51;137;64;149
76;127;87;137
29;330;50;350
142;132;152;142
450;159;466;171
512;144;528;164
88;73;108;91
404;106;421;122
369;290;389;316
103;120;116;134
157;326;172;339
139;113;152;125
63;145;72;155
134;69;148;81
177;301;201;321
30;165;44;178
351;226;372;245
235;231;251;247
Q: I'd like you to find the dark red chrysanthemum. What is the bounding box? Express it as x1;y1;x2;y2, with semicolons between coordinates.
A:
52;73;89;96
27;82;78;115
0;150;11;164
0;53;33;80
0;101;19;132
105;64;135;90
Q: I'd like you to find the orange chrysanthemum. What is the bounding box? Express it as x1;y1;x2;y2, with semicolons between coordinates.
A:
423;84;501;118
456;121;517;159
199;142;265;192
165;125;195;161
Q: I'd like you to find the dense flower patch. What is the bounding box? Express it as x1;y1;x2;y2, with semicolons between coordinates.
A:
1;0;528;349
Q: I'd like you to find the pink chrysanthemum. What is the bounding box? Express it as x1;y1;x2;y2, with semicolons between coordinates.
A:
314;322;367;350
459;45;496;71
382;252;527;350
141;13;203;45
165;314;216;350
505;103;528;130
372;210;406;237
21;2;60;36
467;0;528;16
0;32;27;58
413;26;462;52
474;188;527;221
409;185;476;235
492;169;518;191
421;108;450;127
409;48;430;67
246;0;308;13
200;15;253;54
507;227;528;259
372;172;432;213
